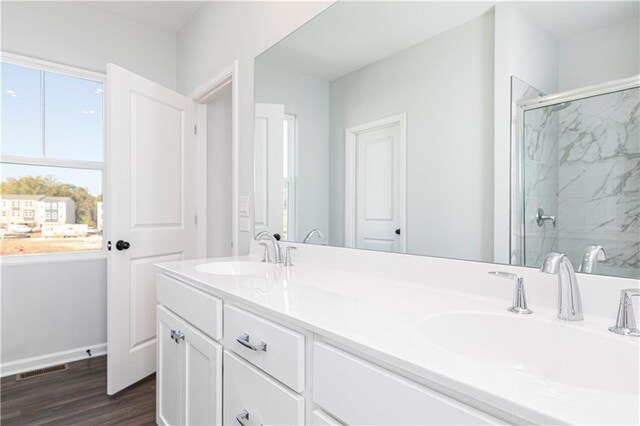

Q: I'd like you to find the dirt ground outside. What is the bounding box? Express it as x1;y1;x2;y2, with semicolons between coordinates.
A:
0;232;103;255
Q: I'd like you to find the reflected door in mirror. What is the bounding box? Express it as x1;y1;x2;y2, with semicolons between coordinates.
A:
254;103;285;236
346;115;406;253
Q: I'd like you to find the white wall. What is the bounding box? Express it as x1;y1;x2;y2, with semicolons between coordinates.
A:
207;85;234;257
177;1;335;253
328;12;495;262
1;1;177;89
1;258;107;365
0;2;178;368
558;18;640;91
255;62;330;242
493;2;559;264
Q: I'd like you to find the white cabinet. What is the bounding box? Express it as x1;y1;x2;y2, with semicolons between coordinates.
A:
155;272;507;426
312;409;343;425
223;351;305;426
313;342;499;425
157;306;222;426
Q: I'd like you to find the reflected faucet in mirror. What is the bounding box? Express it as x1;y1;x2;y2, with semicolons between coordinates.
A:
579;245;606;274
540;252;583;321
303;229;324;244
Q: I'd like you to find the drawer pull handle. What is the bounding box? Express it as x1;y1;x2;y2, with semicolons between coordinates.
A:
236;333;267;352
236;409;263;426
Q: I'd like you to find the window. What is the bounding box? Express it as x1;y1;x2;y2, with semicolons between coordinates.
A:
1;58;104;256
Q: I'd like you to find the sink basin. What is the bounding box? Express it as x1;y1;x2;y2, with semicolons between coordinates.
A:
421;312;639;395
196;261;279;277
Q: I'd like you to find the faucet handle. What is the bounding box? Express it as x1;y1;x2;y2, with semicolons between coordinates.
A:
609;289;640;337
488;271;533;314
283;246;297;267
259;242;271;263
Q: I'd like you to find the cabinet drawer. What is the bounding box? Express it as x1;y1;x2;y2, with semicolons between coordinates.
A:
223;305;305;392
157;273;222;340
312;409;343;425
313;343;498;425
223;351;304;426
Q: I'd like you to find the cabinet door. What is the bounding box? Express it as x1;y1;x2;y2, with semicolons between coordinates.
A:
223;351;304;426
157;306;185;426
184;322;222;425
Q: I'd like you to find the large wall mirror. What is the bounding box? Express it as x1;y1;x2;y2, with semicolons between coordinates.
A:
253;1;640;279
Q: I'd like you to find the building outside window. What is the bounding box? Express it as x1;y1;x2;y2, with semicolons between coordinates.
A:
0;59;104;256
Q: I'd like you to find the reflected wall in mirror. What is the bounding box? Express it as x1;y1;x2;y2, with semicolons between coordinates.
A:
253;1;640;279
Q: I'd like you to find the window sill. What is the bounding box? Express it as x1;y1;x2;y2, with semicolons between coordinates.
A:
0;250;107;266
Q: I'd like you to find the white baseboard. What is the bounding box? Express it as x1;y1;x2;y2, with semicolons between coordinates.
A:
1;343;107;377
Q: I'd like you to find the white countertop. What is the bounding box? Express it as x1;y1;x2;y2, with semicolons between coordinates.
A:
156;255;640;425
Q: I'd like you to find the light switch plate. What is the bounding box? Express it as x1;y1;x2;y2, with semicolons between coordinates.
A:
238;196;250;217
239;218;251;232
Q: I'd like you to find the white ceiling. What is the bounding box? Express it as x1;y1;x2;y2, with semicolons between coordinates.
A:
258;1;495;82
519;1;640;40
258;1;639;82
89;1;204;33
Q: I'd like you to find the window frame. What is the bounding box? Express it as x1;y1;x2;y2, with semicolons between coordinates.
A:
0;52;107;263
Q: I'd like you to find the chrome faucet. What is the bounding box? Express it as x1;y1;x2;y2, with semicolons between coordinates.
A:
609;289;640;336
488;271;532;314
579;244;606;274
540;252;583;321
254;231;282;264
302;228;324;244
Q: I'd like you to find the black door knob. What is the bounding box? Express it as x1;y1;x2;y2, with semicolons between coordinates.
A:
395;228;401;235
116;240;130;251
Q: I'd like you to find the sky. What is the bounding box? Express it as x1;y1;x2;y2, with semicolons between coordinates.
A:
1;62;103;196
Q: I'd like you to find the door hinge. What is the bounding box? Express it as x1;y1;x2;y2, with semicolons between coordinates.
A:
194;124;198;135
194;214;198;225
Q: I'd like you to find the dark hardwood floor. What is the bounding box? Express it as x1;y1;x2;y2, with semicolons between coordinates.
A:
1;355;156;425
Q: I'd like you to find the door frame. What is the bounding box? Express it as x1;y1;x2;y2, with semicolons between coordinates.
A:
189;61;240;257
344;113;407;252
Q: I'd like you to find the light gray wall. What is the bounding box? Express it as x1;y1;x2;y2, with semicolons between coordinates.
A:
1;1;177;89
329;12;495;262
207;85;234;257
0;2;177;364
558;18;640;91
493;2;560;263
177;1;335;253
1;258;107;363
255;62;330;242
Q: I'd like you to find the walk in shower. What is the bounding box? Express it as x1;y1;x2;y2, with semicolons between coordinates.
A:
512;76;640;279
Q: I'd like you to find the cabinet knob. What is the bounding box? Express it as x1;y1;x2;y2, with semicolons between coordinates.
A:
171;329;184;344
236;333;267;352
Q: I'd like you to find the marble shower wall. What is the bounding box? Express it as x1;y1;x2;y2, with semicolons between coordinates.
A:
556;87;640;279
520;85;640;279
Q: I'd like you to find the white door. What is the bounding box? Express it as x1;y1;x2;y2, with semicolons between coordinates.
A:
254;103;285;236
346;114;406;253
107;64;197;395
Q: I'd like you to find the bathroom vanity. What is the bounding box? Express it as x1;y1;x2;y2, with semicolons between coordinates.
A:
155;244;639;426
